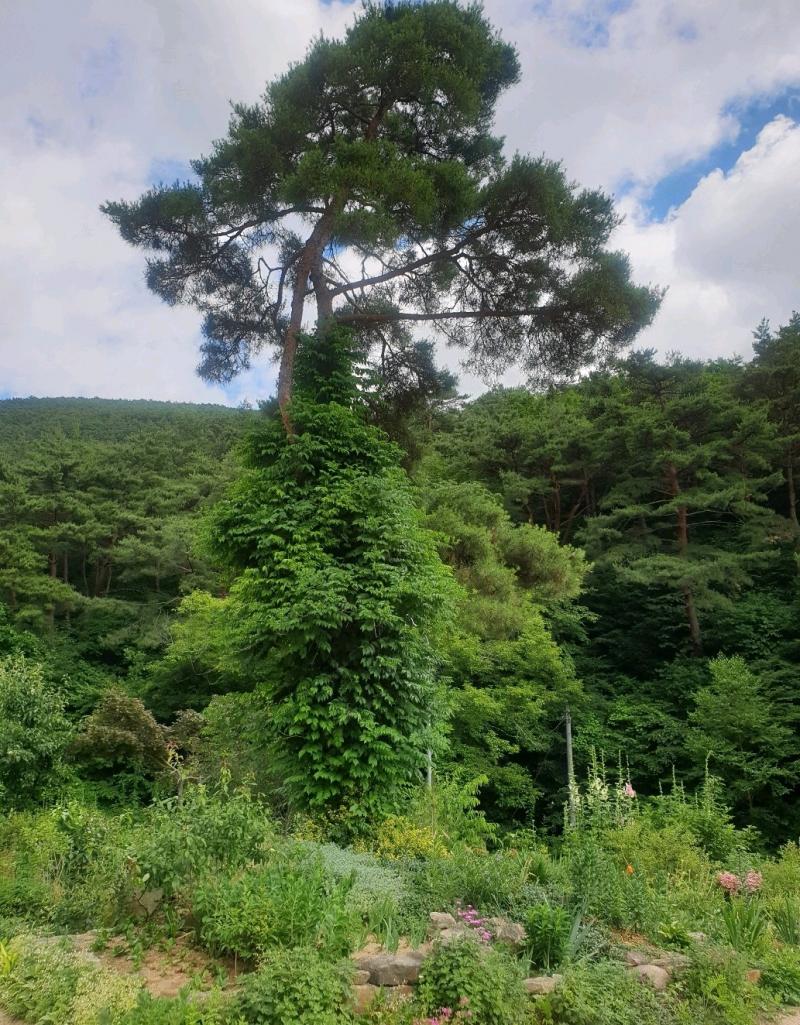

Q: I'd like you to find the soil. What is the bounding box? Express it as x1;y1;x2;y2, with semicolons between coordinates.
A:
70;931;239;999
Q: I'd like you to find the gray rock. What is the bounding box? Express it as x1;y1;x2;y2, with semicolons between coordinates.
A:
624;950;651;967
630;964;670;991
352;970;371;986
438;926;472;945
652;953;690;973
524;974;563;995
429;912;457;931
486;916;526;947
131;887;164;919
352;951;426;987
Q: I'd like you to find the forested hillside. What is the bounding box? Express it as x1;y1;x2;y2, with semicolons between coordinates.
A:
2;317;798;838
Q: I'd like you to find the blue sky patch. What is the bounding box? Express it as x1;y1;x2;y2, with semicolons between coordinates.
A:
639;88;800;221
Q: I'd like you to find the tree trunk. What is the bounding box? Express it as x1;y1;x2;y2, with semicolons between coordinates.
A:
276;206;339;433
668;461;703;655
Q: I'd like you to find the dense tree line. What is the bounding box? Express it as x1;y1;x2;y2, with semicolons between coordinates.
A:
1;317;798;839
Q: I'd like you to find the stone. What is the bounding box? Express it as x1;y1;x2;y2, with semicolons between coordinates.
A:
438;926;472;945
486;916;526;947
652;953;690;974
352;950;426;987
131;887;164;919
524;974;563;995
745;968;762;985
630;964;670;991
624;950;651;967
429;912;457;931
353;970;371;986
351;984;379;1014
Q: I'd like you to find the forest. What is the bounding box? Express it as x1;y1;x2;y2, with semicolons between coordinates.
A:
2;2;800;1024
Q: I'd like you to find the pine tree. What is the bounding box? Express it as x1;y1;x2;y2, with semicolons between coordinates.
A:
103;0;659;430
580;354;782;654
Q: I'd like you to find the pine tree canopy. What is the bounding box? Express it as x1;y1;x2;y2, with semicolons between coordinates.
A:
102;0;661;428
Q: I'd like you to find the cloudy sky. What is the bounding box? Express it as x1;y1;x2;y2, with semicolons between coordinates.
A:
1;0;799;405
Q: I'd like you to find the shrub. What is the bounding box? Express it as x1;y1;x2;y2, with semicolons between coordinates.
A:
402;848;532;926
719;897;768;954
235;946;353;1025
0;934;141;1024
115;989;237;1024
130;778;273;897
69;689;170;801
677;947;766;1025
0;654;72;808
193;853;358;961
769;895;800;945
530;961;673;1025
525;903;572;971
416;937;526;1025
760;946;800;1005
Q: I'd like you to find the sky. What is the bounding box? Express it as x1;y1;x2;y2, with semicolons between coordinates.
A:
1;0;799;405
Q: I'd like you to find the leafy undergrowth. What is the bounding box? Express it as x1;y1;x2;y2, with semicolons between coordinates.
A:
1;771;799;1024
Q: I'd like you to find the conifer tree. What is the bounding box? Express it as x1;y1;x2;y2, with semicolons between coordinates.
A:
103;0;659;430
745;314;800;530
580;354;782;654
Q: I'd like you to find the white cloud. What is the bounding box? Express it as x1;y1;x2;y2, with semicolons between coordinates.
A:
615;115;800;361
0;0;799;402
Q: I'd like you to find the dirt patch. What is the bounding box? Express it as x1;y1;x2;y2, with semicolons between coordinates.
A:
70;932;238;999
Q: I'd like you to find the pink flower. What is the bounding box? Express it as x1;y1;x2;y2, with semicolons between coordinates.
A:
716;871;741;894
744;870;763;894
623;782;636;798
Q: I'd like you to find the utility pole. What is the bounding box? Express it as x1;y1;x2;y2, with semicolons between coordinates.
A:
565;705;576;827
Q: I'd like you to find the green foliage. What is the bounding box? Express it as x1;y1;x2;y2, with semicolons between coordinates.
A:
531;961;672;1025
0;654;72;808
115;990;237;1025
193;854;358;961
234;947;353;1025
719;898;768;954
70;689;171;801
768;896;800;945
417;938;526;1025
204;330;455;815
759;946;800;1005
688;656;794;814
131;780;272;898
525;903;572;971
0;934;141;1025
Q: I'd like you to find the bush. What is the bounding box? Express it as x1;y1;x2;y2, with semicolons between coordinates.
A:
416;937;526;1025
402;848;532;926
531;961;673;1025
0;934;141;1024
235;946;353;1025
69;690;170;802
131;778;273;897
193;852;359;961
525;903;572;971
115;989;237;1024
760;946;800;1005
0;654;72;808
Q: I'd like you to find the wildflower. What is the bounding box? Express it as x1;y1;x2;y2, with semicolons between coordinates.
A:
716;871;741;894
625;863;634;875
744;870;763;894
623;782;636;798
